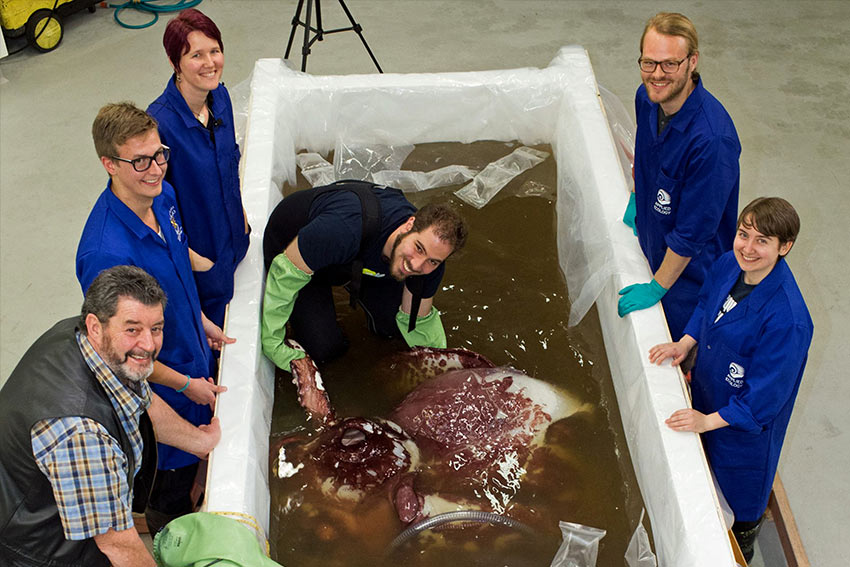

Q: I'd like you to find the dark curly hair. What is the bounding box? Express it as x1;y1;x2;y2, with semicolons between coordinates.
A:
411;203;468;254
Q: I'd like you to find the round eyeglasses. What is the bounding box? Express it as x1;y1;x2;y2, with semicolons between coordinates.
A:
110;146;171;172
637;56;690;74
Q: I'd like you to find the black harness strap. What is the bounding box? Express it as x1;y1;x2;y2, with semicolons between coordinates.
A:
406;276;424;332
335;181;424;332
346;183;382;308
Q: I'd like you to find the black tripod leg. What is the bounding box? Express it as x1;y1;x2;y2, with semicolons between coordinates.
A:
337;0;383;73
355;31;383;73
315;0;323;41
300;0;314;71
284;0;305;60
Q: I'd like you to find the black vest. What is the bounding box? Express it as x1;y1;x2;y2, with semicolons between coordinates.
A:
262;180;425;331
0;318;156;566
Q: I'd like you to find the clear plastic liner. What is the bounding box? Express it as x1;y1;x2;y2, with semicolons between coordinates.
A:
295;152;335;187
371;164;478;192
454;146;549;208
230;74;252;151
334;140;413;181
625;509;657;567
549;521;606;567
598;85;636;192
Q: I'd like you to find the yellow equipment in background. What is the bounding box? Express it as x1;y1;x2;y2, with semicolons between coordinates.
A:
0;0;100;53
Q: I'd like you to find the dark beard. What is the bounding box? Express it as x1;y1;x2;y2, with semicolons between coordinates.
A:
387;230;408;282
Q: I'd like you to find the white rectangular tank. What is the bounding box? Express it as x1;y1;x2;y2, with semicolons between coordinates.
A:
203;47;737;567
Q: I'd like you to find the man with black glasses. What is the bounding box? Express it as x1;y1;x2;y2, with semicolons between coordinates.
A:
76;103;233;534
619;12;741;342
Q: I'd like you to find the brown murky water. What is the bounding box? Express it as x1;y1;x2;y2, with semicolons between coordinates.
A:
269;142;646;566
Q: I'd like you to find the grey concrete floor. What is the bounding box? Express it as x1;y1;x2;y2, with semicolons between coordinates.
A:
1;1;847;565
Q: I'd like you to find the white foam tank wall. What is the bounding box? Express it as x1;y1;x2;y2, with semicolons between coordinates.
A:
203;47;736;567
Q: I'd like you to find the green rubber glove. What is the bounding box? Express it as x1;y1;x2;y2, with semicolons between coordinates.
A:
623;191;637;236
153;512;281;567
261;252;311;371
617;279;667;317
395;306;447;348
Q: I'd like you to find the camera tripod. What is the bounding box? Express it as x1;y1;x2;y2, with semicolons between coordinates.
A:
284;0;383;73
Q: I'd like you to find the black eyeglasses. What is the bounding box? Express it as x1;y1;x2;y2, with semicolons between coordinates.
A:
637;56;690;73
110;146;170;172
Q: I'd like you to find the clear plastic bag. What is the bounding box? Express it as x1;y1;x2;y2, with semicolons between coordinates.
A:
295;152;335;187
455;146;549;208
371;164;478;192
625;509;657;567
549;521;606;567
515;179;556;200
334;140;414;181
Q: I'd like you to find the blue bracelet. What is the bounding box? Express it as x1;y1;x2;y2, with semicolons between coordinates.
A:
176;376;191;393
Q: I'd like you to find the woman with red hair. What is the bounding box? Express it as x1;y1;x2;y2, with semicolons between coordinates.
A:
148;8;249;330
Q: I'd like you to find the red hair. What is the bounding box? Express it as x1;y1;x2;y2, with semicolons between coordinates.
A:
163;8;223;72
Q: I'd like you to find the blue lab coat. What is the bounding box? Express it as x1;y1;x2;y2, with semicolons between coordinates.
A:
683;251;812;521
76;181;214;470
634;78;741;340
148;77;249;327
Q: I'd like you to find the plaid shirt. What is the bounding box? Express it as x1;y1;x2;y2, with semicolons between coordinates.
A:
30;332;152;540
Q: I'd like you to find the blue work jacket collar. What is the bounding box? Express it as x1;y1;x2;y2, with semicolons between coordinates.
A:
104;180;167;246
164;74;227;131
652;77;706;138
711;255;790;328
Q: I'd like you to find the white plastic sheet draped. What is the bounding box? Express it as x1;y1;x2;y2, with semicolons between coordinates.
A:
204;47;736;567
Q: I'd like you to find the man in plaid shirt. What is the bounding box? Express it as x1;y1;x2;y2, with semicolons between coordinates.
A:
0;266;221;566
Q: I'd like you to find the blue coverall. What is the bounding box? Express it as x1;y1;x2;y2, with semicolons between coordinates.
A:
634;78;741;340
684;251;813;521
76;181;214;470
148;77;249;327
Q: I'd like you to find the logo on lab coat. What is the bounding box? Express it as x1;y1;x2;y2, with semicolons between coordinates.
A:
169;206;183;242
725;362;745;388
653;189;672;215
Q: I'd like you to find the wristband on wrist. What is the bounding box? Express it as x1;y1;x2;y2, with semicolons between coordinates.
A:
176;375;191;393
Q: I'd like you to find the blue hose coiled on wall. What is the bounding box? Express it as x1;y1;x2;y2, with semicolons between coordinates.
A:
109;0;204;29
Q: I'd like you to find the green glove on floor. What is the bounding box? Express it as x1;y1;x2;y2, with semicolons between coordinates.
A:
395;306;447;348
153;512;281;567
617;279;667;317
261;252;311;371
623;191;637;236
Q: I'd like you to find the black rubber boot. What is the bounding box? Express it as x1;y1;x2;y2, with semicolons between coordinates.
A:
732;517;765;563
144;506;181;536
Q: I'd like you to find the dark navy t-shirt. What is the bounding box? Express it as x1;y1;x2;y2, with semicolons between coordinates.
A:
298;187;445;298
